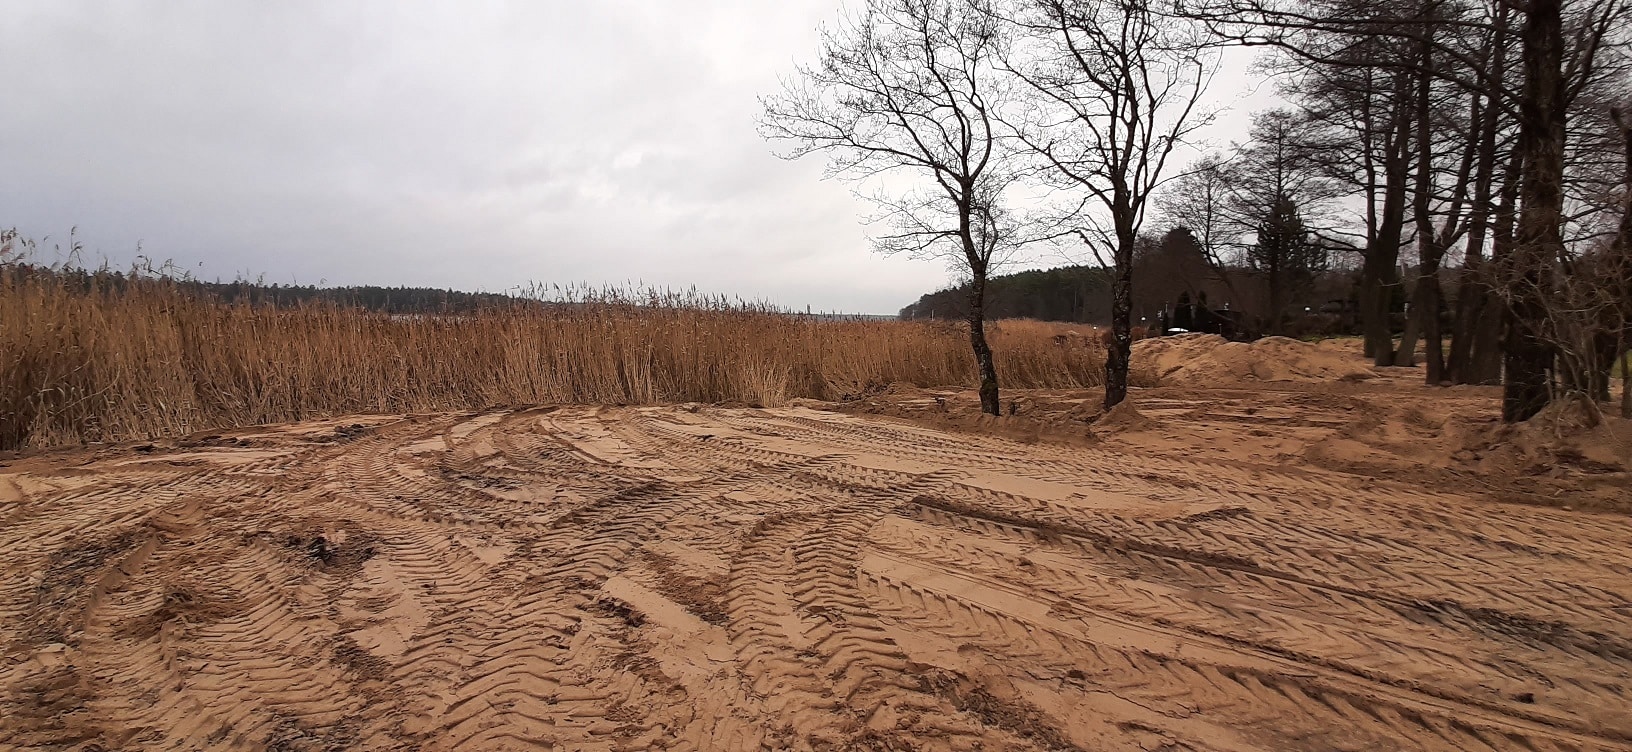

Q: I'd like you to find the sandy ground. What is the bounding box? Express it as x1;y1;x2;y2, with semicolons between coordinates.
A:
3;368;1631;751
846;335;1632;513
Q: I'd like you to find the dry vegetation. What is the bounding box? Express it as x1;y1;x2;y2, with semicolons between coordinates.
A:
0;262;1115;450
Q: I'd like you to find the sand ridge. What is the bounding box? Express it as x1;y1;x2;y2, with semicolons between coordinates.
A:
1133;333;1380;385
2;405;1630;750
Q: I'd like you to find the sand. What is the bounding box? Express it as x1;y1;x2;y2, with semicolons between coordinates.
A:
1133;333;1379;385
3;383;1630;750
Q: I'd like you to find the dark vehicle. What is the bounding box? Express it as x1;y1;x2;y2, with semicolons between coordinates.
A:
1155;292;1258;341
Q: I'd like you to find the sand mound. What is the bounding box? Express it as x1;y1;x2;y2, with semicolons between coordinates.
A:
1464;400;1632;476
1133;334;1376;385
1093;399;1157;434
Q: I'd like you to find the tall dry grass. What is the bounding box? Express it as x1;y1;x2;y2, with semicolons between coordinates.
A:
2;258;1113;449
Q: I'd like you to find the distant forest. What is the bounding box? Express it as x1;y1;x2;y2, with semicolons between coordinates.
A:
900;264;1116;323
195;280;529;313
2;263;532;313
899;227;1371;330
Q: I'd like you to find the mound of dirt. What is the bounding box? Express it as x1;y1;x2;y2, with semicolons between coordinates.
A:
1458;401;1632;478
1133;334;1377;385
1092;399;1157;434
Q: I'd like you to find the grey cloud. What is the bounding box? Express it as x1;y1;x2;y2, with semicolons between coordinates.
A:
2;1;1269;313
1;0;946;313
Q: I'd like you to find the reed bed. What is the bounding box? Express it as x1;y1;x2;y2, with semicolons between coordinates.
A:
1;261;1113;449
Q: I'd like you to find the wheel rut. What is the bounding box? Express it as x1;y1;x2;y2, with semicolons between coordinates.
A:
1;405;1627;751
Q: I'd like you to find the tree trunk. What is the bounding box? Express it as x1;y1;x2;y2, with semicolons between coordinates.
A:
1619;115;1632;418
1471;147;1524;385
1361;75;1414;368
1504;0;1565;423
1466;288;1505;384
1419;270;1444;382
1623;338;1631;419
1398;8;1437;376
967;267;1001;416
1592;332;1615;402
1395;285;1421;367
1450;5;1509;385
1502;310;1552;422
1268;259;1283;336
1104;234;1135;409
1449;244;1491;382
1360;266;1396;364
1448;208;1493;383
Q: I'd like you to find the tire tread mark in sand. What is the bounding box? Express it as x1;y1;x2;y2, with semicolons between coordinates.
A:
702;472;1037;750
79;508;373;750
619;413;1050;750
630;409;1632;746
925;477;1632;643
6;405;1631;752
875;510;1632;737
744;412;1632;563
402;410;877;751
1096;511;1625;635
896;497;1632;746
858;558;1611;752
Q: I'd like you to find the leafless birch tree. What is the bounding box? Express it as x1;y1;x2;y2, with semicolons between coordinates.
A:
997;0;1218;409
761;0;1024;415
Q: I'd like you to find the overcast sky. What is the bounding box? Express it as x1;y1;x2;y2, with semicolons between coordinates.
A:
1;2;1277;314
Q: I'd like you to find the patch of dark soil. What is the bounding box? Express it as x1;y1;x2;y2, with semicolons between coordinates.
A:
0;664;103;747
264;716;362;752
553;481;668;529
439;464;523;491
920;668;1078;751
607;641;675;690
833;728;924;751
1403;600;1632;662
331;634;393;682
179;433;257;449
1554;447;1624;474
117;586;240;640
328;423;372;442
910;494;1261;572
587;595;647;629
1181;506;1252;524
642;551;729;625
268;521;379;575
27;530;141;645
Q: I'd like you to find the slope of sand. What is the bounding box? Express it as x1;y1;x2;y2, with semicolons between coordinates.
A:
3;404;1631;750
1134;333;1378;384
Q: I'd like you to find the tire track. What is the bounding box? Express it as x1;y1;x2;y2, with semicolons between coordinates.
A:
1;404;1628;751
876;507;1632;737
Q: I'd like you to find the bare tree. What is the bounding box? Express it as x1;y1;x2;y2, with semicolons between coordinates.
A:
998;0;1218;409
1224;109;1345;333
1447;2;1514;386
1154;154;1257;314
1544;105;1632;420
1157;154;1235;269
1183;0;1629;415
1605;106;1632;415
761;0;1023;415
1616;107;1632;419
1270;31;1419;366
1493;0;1570;421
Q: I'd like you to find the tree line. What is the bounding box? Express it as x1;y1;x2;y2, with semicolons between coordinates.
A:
762;0;1632;421
899;226;1367;333
0;262;530;314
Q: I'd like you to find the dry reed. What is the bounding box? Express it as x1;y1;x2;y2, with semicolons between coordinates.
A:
2;259;1117;449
